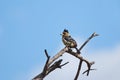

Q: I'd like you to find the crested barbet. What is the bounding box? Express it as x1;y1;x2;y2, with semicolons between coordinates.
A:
61;29;80;54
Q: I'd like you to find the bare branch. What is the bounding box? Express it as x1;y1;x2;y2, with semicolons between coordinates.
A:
47;59;63;74
32;32;98;80
33;48;68;80
82;69;97;75
33;50;50;80
44;49;50;59
43;50;50;74
60;62;69;67
73;32;99;80
79;32;99;51
67;51;95;79
74;60;83;80
48;47;68;66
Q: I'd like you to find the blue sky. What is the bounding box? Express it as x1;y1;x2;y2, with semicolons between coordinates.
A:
0;0;120;80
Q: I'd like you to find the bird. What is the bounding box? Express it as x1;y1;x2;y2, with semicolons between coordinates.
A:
61;29;80;54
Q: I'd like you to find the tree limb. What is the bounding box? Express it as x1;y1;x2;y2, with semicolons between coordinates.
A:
33;48;68;80
33;50;50;80
82;69;97;75
79;32;99;51
74;60;83;80
60;62;69;67
74;32;99;80
48;47;68;66
66;49;95;79
32;32;98;80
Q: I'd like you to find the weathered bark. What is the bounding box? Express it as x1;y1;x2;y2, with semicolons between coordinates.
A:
74;32;99;80
32;32;99;80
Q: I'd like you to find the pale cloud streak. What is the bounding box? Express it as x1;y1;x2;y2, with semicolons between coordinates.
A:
30;36;120;80
44;44;120;80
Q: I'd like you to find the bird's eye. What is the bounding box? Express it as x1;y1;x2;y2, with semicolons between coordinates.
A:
63;32;65;35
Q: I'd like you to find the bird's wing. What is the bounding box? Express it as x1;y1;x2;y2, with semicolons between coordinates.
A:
64;36;76;43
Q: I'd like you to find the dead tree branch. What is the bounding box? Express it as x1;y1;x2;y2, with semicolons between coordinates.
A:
79;32;99;51
32;48;68;80
74;60;83;80
48;47;68;66
82;69;97;75
74;32;99;80
32;32;99;80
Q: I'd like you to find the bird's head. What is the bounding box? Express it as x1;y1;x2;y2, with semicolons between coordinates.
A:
61;29;70;37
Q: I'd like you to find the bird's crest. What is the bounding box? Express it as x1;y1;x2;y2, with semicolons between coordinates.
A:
63;29;69;33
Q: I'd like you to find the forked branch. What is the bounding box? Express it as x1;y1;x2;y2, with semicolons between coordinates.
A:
74;32;99;80
32;48;68;80
32;32;99;80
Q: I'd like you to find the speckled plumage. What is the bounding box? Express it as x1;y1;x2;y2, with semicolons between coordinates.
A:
61;29;80;54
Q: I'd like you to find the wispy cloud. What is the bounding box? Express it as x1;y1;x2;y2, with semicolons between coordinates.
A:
30;36;120;80
44;44;120;80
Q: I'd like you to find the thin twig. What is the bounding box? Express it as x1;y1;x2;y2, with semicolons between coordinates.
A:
60;62;69;67
42;50;50;74
33;50;50;80
44;49;50;58
79;32;99;51
82;69;97;75
47;59;63;74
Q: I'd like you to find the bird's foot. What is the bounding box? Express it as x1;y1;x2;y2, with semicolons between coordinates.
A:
68;48;72;52
77;50;81;54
